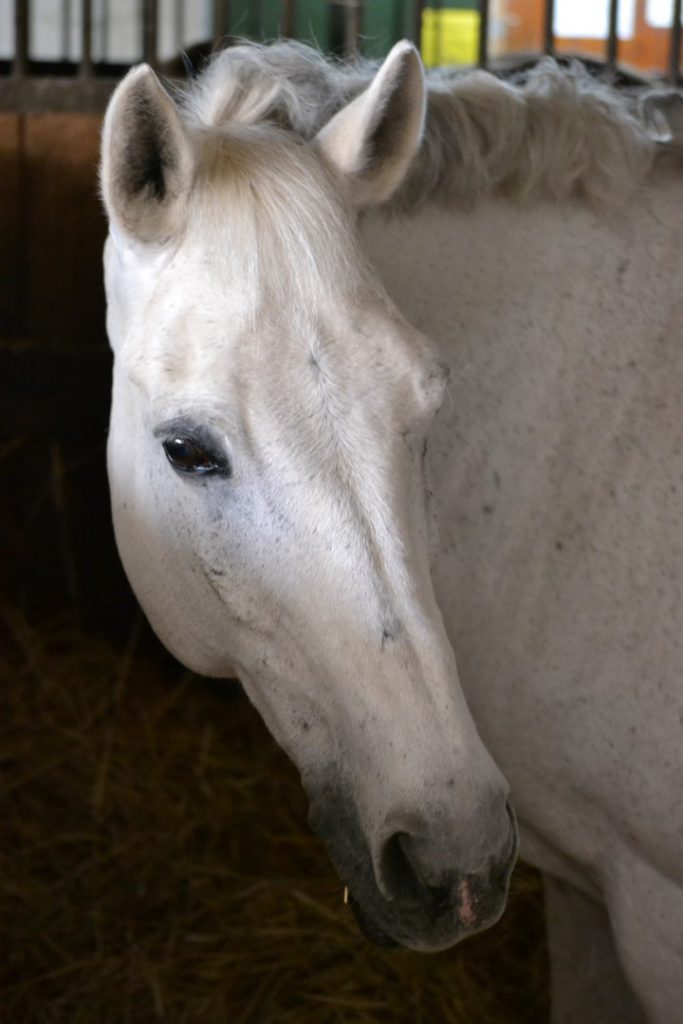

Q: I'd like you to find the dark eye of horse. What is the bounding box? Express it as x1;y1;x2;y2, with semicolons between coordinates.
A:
163;436;223;475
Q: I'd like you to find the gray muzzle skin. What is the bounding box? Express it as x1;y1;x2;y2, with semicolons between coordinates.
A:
308;779;519;951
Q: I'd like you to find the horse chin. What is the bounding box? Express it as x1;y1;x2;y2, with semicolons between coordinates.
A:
344;882;508;952
346;891;400;948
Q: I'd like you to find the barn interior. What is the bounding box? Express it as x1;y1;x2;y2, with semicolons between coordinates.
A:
1;1;680;1020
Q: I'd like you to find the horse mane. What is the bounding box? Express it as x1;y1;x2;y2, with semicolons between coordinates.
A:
179;40;672;210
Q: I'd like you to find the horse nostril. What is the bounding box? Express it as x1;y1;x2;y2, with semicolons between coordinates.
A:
376;800;517;910
378;831;425;904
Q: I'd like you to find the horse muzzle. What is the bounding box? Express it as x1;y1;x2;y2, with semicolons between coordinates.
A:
307;780;518;951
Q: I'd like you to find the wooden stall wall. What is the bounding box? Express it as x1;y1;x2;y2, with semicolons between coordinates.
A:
0;112;137;638
502;0;678;74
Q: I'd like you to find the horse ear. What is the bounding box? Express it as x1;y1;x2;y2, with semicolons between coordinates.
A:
315;41;426;208
101;64;194;243
642;92;683;145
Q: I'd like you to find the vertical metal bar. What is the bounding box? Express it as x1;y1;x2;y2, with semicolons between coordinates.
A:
433;0;442;67
80;0;93;76
174;0;183;52
478;0;490;67
63;0;72;60
248;0;262;37
344;0;362;57
543;0;555;56
412;0;425;50
100;0;110;63
13;0;29;75
606;0;619;69
142;0;158;64
670;0;682;83
281;0;295;37
213;0;231;39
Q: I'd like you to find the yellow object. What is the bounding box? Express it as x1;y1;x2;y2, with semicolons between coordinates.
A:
421;8;481;68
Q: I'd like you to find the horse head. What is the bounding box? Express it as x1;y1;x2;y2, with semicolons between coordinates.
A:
101;41;517;950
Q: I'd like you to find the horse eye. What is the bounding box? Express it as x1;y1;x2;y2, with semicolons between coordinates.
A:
163;436;222;475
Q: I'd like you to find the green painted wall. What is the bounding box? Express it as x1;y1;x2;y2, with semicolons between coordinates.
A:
227;1;479;59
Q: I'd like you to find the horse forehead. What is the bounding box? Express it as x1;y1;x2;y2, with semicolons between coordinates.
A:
117;221;435;416
130;306;383;409
129;230;353;366
128;249;389;376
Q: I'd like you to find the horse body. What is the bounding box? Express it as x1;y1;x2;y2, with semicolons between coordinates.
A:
362;174;683;1020
101;41;683;1022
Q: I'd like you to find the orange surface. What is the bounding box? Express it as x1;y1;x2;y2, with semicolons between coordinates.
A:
498;0;677;76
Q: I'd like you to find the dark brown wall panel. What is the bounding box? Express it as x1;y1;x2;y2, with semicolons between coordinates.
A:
0;113;136;637
0;114;24;337
23;114;106;348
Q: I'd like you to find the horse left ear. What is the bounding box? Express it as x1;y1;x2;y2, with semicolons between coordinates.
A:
315;41;426;208
101;64;194;243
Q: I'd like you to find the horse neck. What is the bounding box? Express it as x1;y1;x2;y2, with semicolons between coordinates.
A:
359;171;681;365
359;178;683;750
358;177;682;592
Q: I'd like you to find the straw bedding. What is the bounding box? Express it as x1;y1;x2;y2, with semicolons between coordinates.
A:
1;608;548;1023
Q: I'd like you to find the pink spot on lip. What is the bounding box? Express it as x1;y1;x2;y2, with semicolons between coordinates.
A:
458;879;477;927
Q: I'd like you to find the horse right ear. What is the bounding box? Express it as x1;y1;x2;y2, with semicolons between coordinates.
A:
101;65;194;243
314;41;426;208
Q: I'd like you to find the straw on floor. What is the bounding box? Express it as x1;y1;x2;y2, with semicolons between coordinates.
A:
1;607;548;1024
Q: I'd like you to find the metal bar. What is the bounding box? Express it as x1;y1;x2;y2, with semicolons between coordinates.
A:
435;0;443;66
142;0;158;65
281;0;295;38
0;76;120;112
412;0;425;50
63;0;72;60
248;0;262;37
80;0;93;76
670;0;682;83
99;0;110;63
213;0;231;39
543;0;555;56
478;0;490;67
606;0;619;69
13;0;29;76
174;0;183;53
343;0;362;57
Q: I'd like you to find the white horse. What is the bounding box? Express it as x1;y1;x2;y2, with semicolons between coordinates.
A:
101;40;683;1023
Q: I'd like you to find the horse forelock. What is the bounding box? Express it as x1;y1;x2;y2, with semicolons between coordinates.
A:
181;124;363;318
180;40;364;135
177;41;669;212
